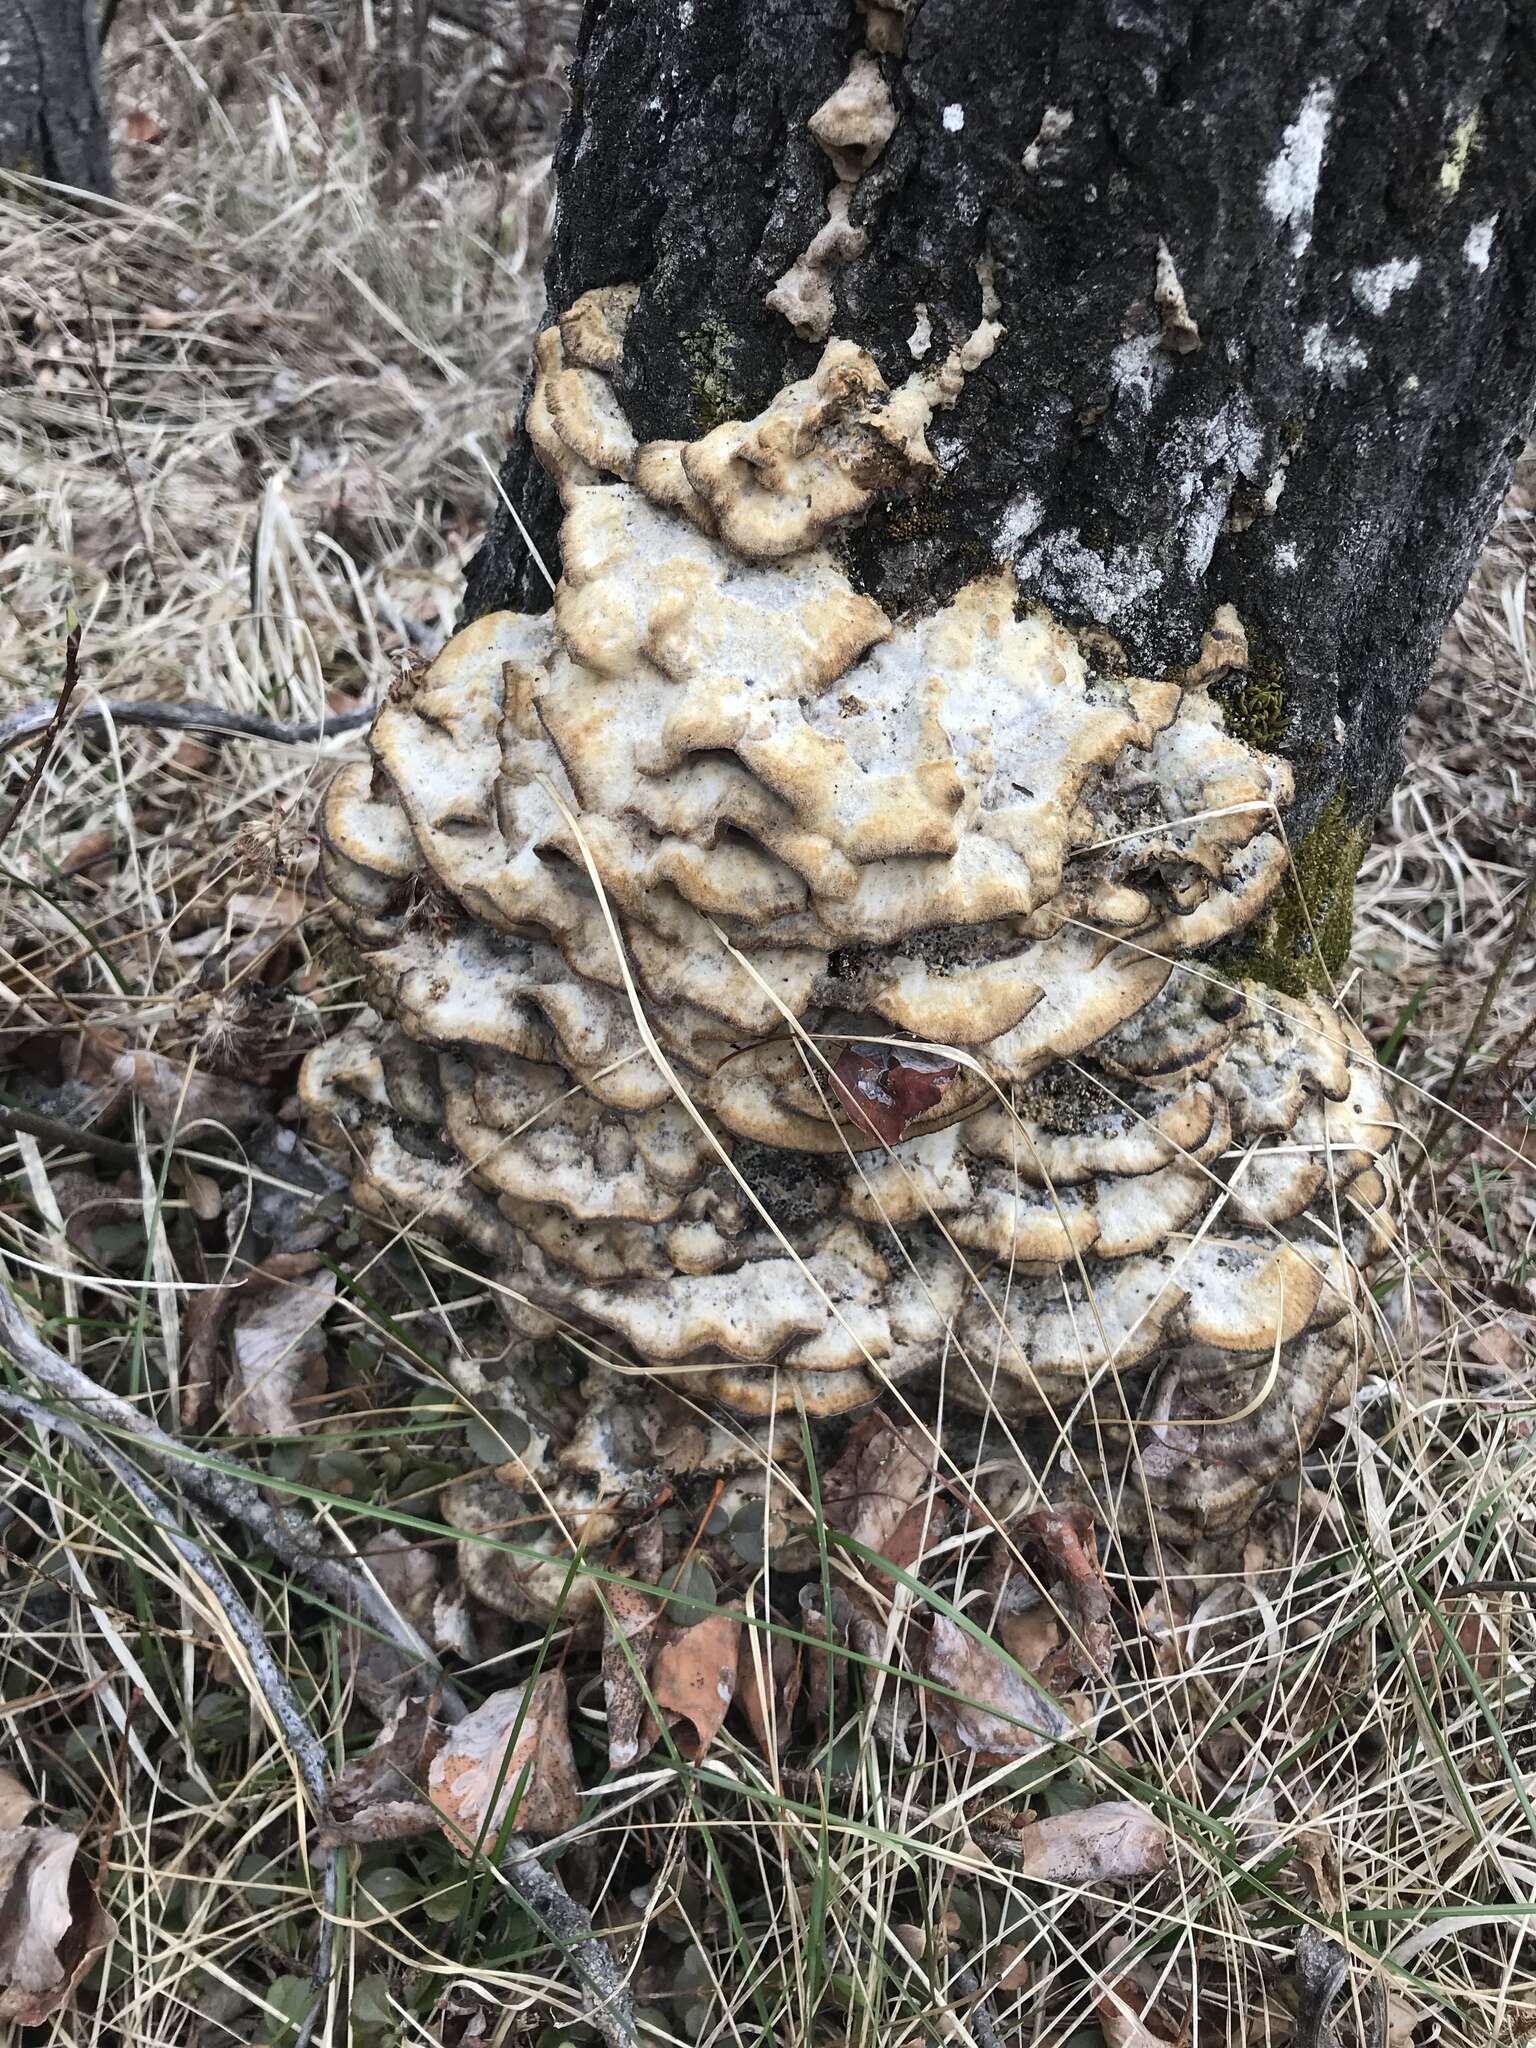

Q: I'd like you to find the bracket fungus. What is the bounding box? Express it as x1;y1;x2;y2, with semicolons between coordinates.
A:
304;288;1399;1550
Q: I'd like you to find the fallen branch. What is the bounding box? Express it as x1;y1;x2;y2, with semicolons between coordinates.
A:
0;1270;643;2040
498;1837;639;2048
0;1102;141;1171
0;696;374;760
0;1272;458;1716
0;1387;340;2015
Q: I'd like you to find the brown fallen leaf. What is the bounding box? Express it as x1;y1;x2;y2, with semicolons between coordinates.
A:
1292;1825;1341;1915
123;108;164;145
1470;1318;1527;1370
228;1265;335;1435
0;1768;37;1828
60;827;116;877
321;1689;445;1847
824;1410;947;1582
1096;1972;1179;2046
926;1614;1074;1761
181;1249;323;1429
735;1626;802;1757
1414;1605;1504;1686
998;1598;1062;1678
429;1674;583;1844
991;1944;1031;1995
639;1611;741;1762
1023;1504;1116;1678
1006;1802;1168;1883
0;1827;114;2024
112;1049;270;1134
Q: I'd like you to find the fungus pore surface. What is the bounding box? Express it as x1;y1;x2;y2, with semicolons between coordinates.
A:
304;289;1399;1550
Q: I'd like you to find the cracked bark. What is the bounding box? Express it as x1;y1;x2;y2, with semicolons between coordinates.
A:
0;0;112;197
464;0;1536;851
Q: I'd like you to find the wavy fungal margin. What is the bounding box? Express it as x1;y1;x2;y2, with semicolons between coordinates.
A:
304;286;1398;1558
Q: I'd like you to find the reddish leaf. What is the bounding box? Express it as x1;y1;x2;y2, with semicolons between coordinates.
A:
639;1612;741;1762
735;1629;802;1756
1023;1505;1117;1677
1096;1971;1181;2046
830;1043;959;1146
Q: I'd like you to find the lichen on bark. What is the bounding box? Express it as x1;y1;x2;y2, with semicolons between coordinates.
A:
681;319;747;433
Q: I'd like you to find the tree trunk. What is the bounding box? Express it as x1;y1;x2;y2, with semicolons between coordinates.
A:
0;0;112;196
466;0;1536;914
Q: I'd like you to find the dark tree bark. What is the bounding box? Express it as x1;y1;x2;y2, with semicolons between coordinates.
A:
0;0;112;196
465;0;1536;882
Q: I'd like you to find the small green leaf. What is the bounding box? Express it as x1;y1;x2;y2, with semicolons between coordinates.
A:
422;1879;468;1924
351;1973;395;2032
665;1559;715;1623
359;1864;419;1911
465;1409;531;1464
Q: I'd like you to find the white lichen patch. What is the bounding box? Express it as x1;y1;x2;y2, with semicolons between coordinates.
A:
942;102;964;132
305;281;1399;1540
1261;81;1334;254
1302;322;1368;386
1464;215;1497;270
1005;527;1164;626
1350;256;1421;315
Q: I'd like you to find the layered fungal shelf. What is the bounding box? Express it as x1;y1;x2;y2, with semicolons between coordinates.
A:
303;289;1398;1561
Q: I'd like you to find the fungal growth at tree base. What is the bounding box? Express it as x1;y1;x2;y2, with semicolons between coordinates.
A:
303;287;1399;1603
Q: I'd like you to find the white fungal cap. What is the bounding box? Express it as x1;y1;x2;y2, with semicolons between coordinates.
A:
302;281;1398;1526
679;339;937;557
807;52;898;179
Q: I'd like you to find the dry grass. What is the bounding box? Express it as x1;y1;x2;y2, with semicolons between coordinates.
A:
2;8;1535;2047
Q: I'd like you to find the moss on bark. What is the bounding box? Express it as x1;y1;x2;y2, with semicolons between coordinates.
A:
1229;794;1366;997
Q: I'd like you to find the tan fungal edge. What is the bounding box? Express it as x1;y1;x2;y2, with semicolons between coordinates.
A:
304;282;1398;1539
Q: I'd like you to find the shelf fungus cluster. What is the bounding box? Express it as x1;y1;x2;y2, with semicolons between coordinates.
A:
303;288;1399;1561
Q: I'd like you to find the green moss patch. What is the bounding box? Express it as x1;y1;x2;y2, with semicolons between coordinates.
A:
1234;793;1367;997
1213;656;1288;752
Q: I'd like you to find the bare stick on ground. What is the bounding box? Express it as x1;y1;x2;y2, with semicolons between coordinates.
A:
0;1268;455;1709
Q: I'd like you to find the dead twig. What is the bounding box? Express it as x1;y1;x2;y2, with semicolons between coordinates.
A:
0;1268;459;1714
0;619;83;852
0;1259;644;2041
497;1837;639;2048
0;1101;142;1170
0;1385;340;2013
0;696;374;760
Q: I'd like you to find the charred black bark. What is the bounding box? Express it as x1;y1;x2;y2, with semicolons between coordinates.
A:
464;0;1536;842
0;0;112;196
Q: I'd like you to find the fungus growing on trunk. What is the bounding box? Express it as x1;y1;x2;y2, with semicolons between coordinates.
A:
304;289;1399;1545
